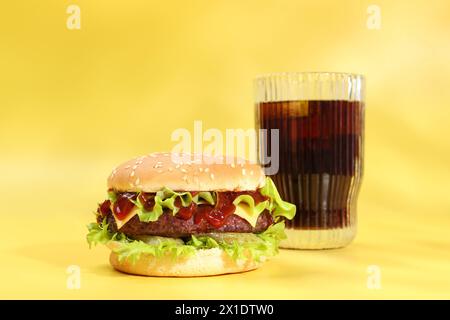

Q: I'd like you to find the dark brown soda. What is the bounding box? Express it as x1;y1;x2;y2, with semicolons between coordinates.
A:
256;100;364;230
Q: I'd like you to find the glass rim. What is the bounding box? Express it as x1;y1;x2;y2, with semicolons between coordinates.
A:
254;71;365;81
254;71;365;102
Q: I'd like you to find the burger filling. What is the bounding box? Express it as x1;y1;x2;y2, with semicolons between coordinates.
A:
87;177;296;263
99;191;275;237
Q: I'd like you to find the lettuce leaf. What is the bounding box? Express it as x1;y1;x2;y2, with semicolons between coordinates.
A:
185;221;287;262
130;195;166;222
107;190;117;203
260;177;296;221
86;219;111;248
157;187;193;207
229;177;296;225
192;191;216;205
86;220;287;264
111;238;197;264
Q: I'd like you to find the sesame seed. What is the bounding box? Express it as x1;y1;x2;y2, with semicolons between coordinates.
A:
210;173;215;180
135;178;140;185
230;163;236;168
130;171;135;177
168;167;173;172
125;165;131;169
250;170;254;175
181;168;187;173
204;168;210;173
242;169;246;176
175;164;181;169
149;154;156;158
199;167;203;172
132;164;138;170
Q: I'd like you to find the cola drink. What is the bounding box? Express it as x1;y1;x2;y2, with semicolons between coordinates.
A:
255;73;365;249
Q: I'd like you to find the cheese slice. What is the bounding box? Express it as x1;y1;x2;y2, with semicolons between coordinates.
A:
233;203;261;228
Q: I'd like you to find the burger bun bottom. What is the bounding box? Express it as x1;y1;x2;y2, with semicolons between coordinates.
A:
109;248;264;277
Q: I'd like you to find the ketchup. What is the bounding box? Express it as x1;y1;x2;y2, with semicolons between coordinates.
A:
175;198;197;220
113;193;137;220
97;200;111;217
193;193;236;227
138;193;156;212
193;205;215;225
205;204;236;228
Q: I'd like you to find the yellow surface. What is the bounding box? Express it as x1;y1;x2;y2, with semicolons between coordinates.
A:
1;0;450;299
1;208;449;299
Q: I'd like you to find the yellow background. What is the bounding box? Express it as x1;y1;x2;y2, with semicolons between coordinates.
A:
1;0;449;299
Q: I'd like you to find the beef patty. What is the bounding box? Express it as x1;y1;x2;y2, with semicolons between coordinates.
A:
102;210;273;237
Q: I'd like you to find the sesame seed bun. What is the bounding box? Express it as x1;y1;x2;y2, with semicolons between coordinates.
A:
107;152;266;192
109;246;264;277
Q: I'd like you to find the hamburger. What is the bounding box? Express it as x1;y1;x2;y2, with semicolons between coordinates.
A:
87;152;296;276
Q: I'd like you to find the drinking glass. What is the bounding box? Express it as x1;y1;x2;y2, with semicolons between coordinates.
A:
255;72;365;249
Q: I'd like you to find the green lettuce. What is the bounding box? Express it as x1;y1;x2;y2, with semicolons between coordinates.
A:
86;219;287;264
86;219;111;248
260;177;296;220
189;222;286;262
87;219;127;248
111;237;197;264
192;191;215;205
107;190;117;203
229;177;296;225
130;195;172;222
